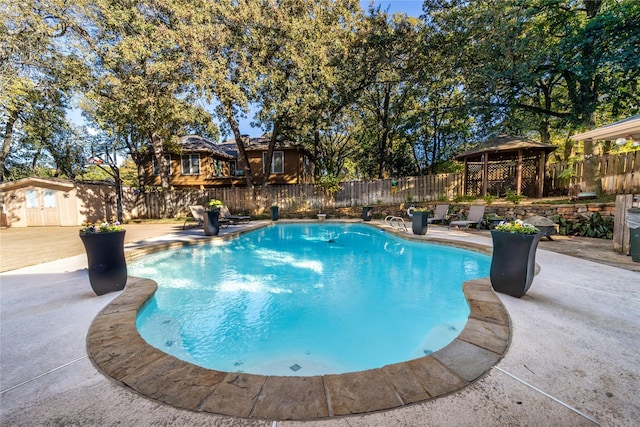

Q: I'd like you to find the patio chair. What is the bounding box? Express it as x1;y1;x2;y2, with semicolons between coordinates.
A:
449;205;486;229
220;206;251;225
428;204;449;225
183;205;206;229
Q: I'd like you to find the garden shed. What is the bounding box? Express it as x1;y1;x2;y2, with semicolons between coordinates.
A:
456;134;557;198
0;177;116;228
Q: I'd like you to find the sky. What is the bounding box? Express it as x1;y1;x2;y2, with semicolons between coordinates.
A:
359;1;424;17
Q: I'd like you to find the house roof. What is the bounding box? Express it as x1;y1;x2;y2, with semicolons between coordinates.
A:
455;134;557;160
179;135;235;159
570;115;640;142
218;136;305;156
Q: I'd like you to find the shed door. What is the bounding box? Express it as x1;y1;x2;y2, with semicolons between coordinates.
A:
26;189;61;226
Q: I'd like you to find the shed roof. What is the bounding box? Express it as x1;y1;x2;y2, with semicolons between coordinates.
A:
455;134;557;160
0;177;76;191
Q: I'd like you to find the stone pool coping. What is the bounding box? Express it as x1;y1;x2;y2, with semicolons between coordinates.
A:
86;222;511;421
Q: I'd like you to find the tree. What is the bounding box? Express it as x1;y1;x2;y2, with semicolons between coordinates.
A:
71;0;218;217
1;0;85;181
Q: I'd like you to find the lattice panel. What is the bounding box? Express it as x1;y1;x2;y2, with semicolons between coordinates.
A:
520;157;539;197
465;163;484;196
466;157;540;197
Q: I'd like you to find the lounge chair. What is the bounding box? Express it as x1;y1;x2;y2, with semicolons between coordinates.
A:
449;205;486;229
184;205;231;229
220;206;251;225
428;204;449;225
183;205;205;229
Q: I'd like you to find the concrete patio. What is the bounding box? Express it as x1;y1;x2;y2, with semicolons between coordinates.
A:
1;222;638;426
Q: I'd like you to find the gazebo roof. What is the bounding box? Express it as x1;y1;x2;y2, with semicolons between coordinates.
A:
455;134;557;160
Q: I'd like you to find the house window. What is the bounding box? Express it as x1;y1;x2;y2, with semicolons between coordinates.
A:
229;160;236;176
181;154;200;175
212;158;224;177
152;154;171;175
263;151;284;174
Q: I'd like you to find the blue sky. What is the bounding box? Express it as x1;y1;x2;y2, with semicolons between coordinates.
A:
359;1;424;17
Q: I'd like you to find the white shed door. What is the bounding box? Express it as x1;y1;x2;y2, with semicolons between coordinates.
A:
26;189;61;226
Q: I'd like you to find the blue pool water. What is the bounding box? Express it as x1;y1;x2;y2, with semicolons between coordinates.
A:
132;223;490;376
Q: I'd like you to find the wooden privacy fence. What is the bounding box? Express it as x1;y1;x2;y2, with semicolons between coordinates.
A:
122;174;465;218
549;151;640;194
122;150;640;218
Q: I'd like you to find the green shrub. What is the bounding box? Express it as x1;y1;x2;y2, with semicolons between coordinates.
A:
483;194;495;205
453;194;478;203
505;189;525;205
554;212;613;239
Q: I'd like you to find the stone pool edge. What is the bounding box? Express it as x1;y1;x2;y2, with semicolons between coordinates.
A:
86;223;511;421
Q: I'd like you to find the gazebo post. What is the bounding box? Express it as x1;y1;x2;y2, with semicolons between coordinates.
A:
482;153;488;196
463;158;468;195
537;151;546;198
516;150;523;195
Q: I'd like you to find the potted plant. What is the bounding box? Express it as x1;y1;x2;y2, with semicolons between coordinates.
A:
79;221;127;296
204;199;223;236
484;213;505;229
490;219;541;297
411;207;429;235
362;206;373;221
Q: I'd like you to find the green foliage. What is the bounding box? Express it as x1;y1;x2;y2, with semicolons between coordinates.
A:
77;165;113;182
483;194;495;205
3;0;639;194
505;189;525;205
317;174;342;196
554;212;614;239
557;167;577;180
453;194;478;203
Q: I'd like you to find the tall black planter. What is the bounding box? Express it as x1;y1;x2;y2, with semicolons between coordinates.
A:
490;230;542;297
412;211;429;235
362;206;373;221
204;209;220;236
80;230;127;296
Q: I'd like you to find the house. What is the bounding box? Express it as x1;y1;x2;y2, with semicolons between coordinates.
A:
0;177;117;227
145;135;312;188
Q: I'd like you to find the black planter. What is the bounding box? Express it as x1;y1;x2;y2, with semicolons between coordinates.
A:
80;230;127;296
362;206;373;221
204;209;220;235
271;206;279;221
490;230;542;297
412;211;429;235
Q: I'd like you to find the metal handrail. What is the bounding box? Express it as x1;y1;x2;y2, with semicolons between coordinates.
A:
385;215;407;232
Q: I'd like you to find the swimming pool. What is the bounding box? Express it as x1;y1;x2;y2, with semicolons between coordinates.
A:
131;223;490;376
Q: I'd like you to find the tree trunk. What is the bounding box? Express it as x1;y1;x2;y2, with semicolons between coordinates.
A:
1;109;19;182
113;165;124;223
377;84;391;179
224;104;254;192
262;119;280;186
150;131;173;218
